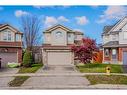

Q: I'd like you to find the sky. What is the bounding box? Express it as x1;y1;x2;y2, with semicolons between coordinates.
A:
0;5;127;44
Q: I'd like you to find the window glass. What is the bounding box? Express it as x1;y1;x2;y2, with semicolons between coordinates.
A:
8;31;11;41
3;31;7;40
56;31;62;38
3;30;11;41
16;34;20;41
105;49;109;57
112;49;116;55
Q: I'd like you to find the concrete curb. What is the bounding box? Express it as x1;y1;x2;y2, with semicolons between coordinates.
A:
1;73;127;77
1;84;127;89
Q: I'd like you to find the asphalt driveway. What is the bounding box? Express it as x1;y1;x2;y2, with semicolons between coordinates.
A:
22;65;90;89
0;68;19;88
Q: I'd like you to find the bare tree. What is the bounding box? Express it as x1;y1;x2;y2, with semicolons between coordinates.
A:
20;15;42;51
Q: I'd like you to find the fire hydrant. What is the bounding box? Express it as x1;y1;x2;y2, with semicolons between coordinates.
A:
106;66;111;75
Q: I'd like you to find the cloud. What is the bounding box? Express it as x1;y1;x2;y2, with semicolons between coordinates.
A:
15;10;29;17
75;16;89;25
0;7;3;11
57;16;69;22
44;16;58;27
97;6;127;23
44;16;69;28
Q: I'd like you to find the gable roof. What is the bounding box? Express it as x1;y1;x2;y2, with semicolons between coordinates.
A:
0;24;23;34
102;16;127;35
44;24;73;33
44;24;84;35
102;25;114;35
108;17;127;34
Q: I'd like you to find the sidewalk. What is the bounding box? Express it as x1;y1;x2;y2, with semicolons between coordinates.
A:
2;84;127;89
1;73;127;77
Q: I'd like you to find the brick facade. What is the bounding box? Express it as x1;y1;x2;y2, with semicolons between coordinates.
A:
0;41;22;47
104;47;127;64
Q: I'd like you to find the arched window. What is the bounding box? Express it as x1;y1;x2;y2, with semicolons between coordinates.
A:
55;31;62;38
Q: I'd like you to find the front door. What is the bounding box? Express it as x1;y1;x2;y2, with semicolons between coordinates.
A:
123;51;127;65
111;49;117;63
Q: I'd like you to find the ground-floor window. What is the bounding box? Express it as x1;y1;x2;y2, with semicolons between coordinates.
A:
105;49;109;57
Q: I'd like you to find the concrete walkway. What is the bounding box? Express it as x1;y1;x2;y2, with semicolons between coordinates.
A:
0;68;19;88
21;65;90;89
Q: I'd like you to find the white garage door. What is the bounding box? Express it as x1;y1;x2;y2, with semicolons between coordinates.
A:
47;52;72;65
0;53;17;67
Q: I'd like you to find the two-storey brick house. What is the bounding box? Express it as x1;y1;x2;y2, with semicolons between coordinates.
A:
42;24;84;66
0;24;23;67
102;17;127;65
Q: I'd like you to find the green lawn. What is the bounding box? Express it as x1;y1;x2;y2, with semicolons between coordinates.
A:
77;63;123;73
18;63;43;73
9;63;43;87
86;75;127;85
8;76;30;87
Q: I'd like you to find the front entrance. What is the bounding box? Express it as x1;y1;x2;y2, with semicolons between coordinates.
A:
123;51;127;65
47;51;72;66
111;48;118;63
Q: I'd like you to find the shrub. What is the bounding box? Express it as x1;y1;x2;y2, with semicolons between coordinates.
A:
93;50;103;63
72;37;99;64
23;50;32;67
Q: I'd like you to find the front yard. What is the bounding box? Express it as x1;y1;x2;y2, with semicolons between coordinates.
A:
18;63;43;73
77;63;123;73
8;63;43;87
86;75;127;85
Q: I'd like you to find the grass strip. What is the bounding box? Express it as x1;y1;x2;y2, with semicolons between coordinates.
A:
8;76;30;87
86;75;127;85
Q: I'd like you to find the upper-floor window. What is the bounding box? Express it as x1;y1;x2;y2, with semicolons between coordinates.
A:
3;30;12;41
123;31;127;39
55;31;62;38
16;34;21;41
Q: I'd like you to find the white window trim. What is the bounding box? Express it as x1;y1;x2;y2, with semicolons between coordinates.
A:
3;30;12;41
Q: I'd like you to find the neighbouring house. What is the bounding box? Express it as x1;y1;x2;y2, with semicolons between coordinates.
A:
0;24;23;67
42;24;84;66
102;17;127;65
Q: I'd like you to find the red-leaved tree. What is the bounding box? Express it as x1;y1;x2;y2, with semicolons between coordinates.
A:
71;37;99;64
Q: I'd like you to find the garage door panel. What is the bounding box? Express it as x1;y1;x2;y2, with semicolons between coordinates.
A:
48;52;72;65
0;53;17;67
